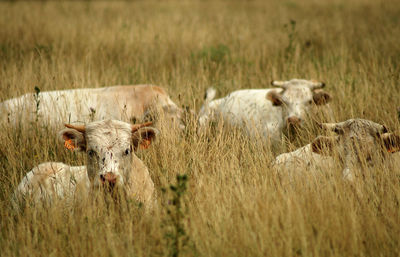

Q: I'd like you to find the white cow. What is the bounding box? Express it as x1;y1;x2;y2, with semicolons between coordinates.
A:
274;119;400;181
14;163;88;204
272;141;336;174
198;79;331;144
1;85;183;130
14;120;158;208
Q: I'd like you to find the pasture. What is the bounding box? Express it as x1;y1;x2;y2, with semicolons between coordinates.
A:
1;0;400;256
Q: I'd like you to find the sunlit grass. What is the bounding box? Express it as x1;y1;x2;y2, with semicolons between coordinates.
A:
1;1;400;256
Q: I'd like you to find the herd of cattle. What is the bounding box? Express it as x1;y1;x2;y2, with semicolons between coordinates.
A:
2;79;399;208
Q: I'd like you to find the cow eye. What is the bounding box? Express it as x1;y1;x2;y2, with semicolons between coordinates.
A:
334;127;344;134
308;100;313;105
87;150;96;157
124;148;130;155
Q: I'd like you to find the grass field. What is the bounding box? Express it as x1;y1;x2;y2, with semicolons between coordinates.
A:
1;1;400;256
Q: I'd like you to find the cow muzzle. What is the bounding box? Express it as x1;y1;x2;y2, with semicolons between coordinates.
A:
286;116;302;128
100;172;118;188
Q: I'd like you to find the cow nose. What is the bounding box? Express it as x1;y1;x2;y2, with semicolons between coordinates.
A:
287;116;302;126
100;172;117;185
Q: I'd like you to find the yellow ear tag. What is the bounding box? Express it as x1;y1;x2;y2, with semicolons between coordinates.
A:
65;139;76;150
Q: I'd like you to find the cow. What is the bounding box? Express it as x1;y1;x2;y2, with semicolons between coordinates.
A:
13;120;158;208
273;119;400;181
1;85;184;130
198;79;332;144
14;163;88;205
272;142;336;174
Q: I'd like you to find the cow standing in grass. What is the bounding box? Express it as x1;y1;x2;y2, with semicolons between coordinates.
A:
14;120;158;208
1;85;184;130
273;119;400;180
198;79;332;144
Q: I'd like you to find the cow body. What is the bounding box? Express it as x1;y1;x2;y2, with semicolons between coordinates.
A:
199;89;284;141
1;85;183;129
273;143;335;173
14;163;88;205
198;79;331;144
14;120;158;208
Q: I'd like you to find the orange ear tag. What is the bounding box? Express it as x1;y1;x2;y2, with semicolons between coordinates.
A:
139;139;151;150
388;149;398;153
64;139;76;150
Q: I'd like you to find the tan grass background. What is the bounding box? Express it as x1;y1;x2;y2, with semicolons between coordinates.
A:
1;1;400;256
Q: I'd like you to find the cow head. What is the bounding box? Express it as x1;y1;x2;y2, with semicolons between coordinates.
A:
266;79;331;131
143;105;185;131
59;120;158;190
162;105;186;130
311;119;400;180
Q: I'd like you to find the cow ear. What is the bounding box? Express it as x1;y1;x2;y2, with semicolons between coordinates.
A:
313;91;331;105
311;136;337;155
58;129;86;151
381;133;400;153
132;127;159;150
266;91;283;106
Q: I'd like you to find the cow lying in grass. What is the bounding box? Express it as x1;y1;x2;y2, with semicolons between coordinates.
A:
273;119;400;180
198;79;332;144
1;85;184;130
14;120;158;208
272;143;336;174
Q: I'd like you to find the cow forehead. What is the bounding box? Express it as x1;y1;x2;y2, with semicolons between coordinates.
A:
85;120;132;150
286;79;318;85
282;87;313;101
341;119;383;133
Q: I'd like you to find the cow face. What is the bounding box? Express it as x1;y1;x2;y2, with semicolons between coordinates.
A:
59;120;158;190
143;105;185;131
311;119;400;180
267;79;331;130
163;105;186;130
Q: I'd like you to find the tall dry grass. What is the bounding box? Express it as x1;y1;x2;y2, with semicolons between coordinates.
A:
1;0;400;256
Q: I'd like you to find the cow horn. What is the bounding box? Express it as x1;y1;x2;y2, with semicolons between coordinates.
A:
131;122;153;132
319;122;337;131
271;80;288;89
309;81;325;90
381;133;392;140
64;124;86;133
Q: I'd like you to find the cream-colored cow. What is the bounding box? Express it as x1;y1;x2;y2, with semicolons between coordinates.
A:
198;79;332;144
274;119;400;180
1;85;183;130
272;142;336;174
14;120;158;208
14;162;88;205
